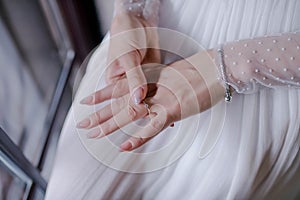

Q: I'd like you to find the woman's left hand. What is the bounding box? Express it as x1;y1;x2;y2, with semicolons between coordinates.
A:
77;50;225;151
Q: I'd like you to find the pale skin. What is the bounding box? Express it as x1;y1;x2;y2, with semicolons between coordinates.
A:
76;3;300;151
77;49;225;151
76;7;225;151
104;12;161;104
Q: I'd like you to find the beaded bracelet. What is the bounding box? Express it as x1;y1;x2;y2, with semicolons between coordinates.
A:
216;47;232;102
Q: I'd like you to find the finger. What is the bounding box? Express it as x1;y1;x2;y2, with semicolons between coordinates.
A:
80;79;129;105
118;52;148;105
120;105;168;151
86;102;148;139
142;48;161;64
77;95;129;129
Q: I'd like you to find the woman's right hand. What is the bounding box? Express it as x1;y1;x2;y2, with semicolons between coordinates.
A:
103;0;161;105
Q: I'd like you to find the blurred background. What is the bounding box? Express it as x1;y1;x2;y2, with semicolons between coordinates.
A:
0;0;113;199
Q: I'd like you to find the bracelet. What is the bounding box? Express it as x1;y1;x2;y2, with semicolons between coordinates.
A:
216;47;232;102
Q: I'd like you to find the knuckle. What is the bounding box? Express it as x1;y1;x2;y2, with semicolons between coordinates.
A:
101;122;111;135
129;74;143;87
128;105;137;120
171;112;178;121
127;70;145;88
84;115;94;127
133;136;147;146
136;103;149;117
94;112;102;123
168;102;181;120
93;92;100;102
137;136;146;144
151;118;164;130
132;49;144;61
115;96;126;110
115;80;127;93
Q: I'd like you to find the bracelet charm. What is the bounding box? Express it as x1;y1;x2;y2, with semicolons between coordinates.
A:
216;47;232;102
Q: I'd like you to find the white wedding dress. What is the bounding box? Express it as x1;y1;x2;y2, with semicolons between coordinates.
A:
45;0;300;199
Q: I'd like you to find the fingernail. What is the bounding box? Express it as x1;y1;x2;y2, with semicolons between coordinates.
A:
76;118;90;128
87;129;101;139
120;141;133;151
133;88;144;105
80;95;93;104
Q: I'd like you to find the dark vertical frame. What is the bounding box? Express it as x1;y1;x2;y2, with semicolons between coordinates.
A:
0;0;102;199
0;127;46;199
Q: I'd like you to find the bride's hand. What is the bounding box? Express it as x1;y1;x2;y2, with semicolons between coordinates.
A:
103;1;160;105
78;50;225;151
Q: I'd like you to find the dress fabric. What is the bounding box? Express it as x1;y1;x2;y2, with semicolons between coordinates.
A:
45;0;300;199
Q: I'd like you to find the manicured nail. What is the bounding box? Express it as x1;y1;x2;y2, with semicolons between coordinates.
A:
133;88;144;105
120;141;133;151
87;129;101;139
76;118;90;128
80;95;93;104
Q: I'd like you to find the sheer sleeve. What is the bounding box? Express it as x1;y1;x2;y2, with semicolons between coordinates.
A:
215;32;300;94
114;0;160;26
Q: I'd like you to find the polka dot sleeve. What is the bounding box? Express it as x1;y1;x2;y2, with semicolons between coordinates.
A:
216;32;300;94
114;0;160;26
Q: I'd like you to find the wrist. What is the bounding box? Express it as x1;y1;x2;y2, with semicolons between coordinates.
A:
187;50;226;105
212;47;234;102
114;0;159;26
